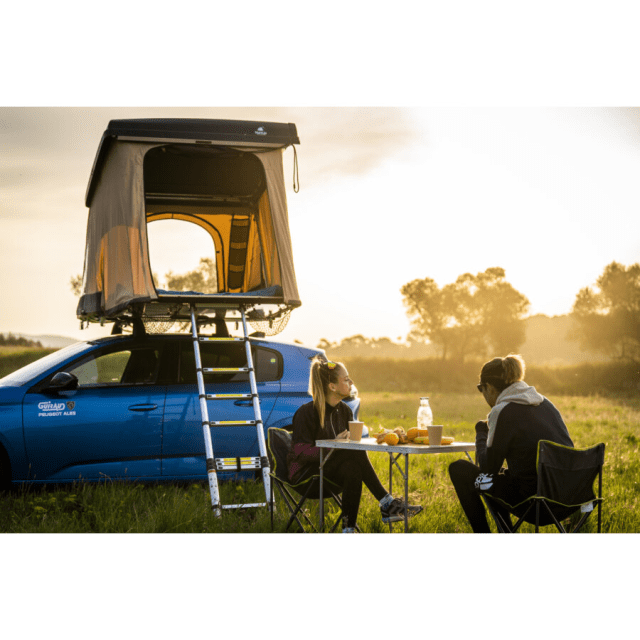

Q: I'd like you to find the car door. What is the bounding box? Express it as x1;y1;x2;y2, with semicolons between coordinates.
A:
22;340;166;482
161;339;281;479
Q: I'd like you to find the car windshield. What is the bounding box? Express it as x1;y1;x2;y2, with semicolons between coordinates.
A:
0;342;92;387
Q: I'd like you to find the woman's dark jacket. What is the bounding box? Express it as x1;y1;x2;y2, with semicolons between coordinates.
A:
287;400;353;482
475;381;573;496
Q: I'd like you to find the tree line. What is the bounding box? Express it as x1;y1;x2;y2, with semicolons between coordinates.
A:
323;262;640;365
0;333;43;348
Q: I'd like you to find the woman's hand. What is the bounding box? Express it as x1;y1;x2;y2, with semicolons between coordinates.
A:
335;430;350;440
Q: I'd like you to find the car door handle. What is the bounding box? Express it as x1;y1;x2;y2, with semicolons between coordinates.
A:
129;404;158;412
234;400;260;407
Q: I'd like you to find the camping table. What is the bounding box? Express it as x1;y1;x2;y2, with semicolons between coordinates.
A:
316;437;476;533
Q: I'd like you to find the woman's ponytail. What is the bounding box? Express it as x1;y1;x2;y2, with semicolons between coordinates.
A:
309;355;342;428
502;354;525;385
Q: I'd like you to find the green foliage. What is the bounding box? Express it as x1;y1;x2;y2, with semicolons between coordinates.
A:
165;257;217;293
571;261;640;363
401;267;530;363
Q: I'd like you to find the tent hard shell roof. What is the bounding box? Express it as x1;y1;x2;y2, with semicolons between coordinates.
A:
77;118;301;328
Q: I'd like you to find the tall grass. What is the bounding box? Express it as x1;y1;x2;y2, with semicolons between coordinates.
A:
1;391;637;533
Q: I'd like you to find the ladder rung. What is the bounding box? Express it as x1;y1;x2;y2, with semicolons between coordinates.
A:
211;420;257;426
203;367;250;373
206;393;255;400
215;456;262;471
222;503;268;510
199;337;245;342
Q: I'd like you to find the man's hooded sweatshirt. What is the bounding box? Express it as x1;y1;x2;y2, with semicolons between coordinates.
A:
475;381;573;496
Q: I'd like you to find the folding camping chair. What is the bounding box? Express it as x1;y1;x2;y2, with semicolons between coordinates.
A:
267;427;359;533
483;440;605;533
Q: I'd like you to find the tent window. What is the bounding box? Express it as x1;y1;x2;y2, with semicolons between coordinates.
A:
146;219;218;293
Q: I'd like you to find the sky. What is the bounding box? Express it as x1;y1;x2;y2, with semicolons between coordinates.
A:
1;106;639;348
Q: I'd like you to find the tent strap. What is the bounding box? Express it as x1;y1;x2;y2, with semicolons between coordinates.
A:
292;145;300;193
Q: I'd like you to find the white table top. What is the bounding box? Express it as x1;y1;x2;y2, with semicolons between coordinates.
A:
315;436;476;455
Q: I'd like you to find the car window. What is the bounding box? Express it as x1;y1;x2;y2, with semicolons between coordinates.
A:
178;342;281;384
68;347;161;387
253;347;282;381
0;341;92;386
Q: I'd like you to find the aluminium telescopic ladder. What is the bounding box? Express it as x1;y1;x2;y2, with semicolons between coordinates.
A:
190;303;273;517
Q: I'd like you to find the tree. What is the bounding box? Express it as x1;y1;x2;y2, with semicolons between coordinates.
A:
69;275;83;297
165;257;217;293
570;261;640;363
400;267;530;362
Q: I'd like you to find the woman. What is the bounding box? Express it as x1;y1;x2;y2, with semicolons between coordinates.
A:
449;354;573;533
289;356;422;532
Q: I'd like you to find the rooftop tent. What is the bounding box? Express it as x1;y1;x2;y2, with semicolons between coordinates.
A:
77;118;301;324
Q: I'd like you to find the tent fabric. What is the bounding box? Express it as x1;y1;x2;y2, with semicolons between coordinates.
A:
78;141;158;318
255;150;299;306
77;139;300;321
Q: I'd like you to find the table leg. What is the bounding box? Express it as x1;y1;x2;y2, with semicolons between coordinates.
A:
388;453;393;532
319;448;324;532
388;452;410;533
318;449;336;533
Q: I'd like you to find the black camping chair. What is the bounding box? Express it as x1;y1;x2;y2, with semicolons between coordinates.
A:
267;427;358;533
483;440;605;533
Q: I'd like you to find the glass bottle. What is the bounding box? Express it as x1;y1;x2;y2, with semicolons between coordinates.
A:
417;397;433;428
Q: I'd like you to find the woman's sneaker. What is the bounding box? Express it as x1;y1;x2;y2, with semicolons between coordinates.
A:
380;498;423;523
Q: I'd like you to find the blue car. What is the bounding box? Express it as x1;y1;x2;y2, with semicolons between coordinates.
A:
0;335;361;489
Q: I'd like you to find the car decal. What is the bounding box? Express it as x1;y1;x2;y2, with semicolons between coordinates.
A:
37;401;77;417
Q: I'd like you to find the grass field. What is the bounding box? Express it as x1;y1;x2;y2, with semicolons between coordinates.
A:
1;391;637;534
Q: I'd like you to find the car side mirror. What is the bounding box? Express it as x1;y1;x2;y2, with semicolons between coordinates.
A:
46;372;79;393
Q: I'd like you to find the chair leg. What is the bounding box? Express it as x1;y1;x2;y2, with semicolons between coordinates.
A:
569;510;592;533
270;477;274;531
483;495;510;532
598;468;603;533
540;499;567;532
286;483;319;532
508;502;535;533
275;481;317;533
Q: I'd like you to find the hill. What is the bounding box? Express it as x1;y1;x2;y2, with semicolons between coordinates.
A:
8;334;77;349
